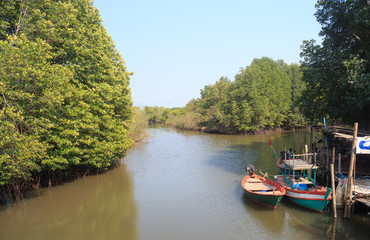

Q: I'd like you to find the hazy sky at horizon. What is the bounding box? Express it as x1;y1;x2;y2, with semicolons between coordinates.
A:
94;0;322;108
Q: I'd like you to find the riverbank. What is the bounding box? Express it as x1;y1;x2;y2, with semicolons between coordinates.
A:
156;121;311;136
0;107;150;206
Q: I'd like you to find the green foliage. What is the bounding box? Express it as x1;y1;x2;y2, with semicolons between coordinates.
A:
0;0;23;40
144;58;307;133
144;106;170;123
0;0;132;187
195;77;232;131
129;107;148;142
166;107;201;130
193;58;305;133
299;0;370;128
0;35;68;184
226;58;292;132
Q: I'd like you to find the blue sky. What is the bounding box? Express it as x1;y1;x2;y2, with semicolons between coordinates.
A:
94;0;322;108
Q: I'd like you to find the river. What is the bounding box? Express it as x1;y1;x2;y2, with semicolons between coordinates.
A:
0;126;369;240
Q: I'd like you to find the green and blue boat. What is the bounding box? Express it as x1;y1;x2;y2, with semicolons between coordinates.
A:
275;158;332;212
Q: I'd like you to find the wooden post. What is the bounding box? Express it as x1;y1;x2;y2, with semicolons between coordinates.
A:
353;155;357;193
313;130;317;154
326;153;329;170
332;218;337;239
305;144;308;162
344;122;358;219
326;153;330;187
332;147;335;165
314;152;317;165
285;147;287;160
331;163;337;218
338;153;341;173
310;126;313;153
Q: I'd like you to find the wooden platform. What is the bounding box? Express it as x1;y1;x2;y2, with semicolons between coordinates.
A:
283;159;319;170
295;177;314;185
356;199;370;208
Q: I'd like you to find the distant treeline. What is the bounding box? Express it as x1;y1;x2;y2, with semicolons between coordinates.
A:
145;58;306;134
145;0;370;132
0;0;133;200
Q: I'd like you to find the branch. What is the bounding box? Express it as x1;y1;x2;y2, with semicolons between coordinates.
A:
1;92;9;109
15;1;28;37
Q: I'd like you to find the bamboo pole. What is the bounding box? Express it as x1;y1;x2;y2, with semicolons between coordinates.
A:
353;155;357;193
344;122;358;219
313;130;317;154
332;147;335;165
331;163;337;218
338;153;341;173
326;153;330;187
310;126;313;153
326;153;329;171
285;147;287;160
305;144;308;162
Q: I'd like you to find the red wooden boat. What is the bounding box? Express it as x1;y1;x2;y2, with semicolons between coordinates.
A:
241;173;286;209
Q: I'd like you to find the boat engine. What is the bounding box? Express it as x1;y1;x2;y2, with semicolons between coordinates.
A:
245;165;256;175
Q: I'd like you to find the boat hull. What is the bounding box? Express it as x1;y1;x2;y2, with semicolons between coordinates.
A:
275;175;332;212
244;191;284;209
287;194;331;211
242;174;285;209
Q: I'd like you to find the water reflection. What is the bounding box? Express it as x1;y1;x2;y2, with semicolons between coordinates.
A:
241;191;286;233
0;165;137;240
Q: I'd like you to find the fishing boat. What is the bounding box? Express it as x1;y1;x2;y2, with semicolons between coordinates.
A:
241;168;286;209
275;158;332;212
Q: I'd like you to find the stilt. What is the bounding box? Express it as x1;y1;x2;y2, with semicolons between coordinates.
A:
305;144;308;162
332;147;335;165
338;153;341;174
344;122;358;219
331;164;337;218
310;127;313;153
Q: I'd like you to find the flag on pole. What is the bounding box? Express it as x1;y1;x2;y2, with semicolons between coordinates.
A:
268;137;278;161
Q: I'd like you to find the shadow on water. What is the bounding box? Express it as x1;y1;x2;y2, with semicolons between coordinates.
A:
0;164;138;240
204;141;285;177
203;130;312;177
240;189;286;233
281;198;331;236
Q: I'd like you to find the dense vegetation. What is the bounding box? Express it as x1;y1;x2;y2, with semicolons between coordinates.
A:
299;0;369;129
146;58;306;134
0;0;133;199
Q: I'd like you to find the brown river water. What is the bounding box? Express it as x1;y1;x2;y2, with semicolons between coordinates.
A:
0;126;369;240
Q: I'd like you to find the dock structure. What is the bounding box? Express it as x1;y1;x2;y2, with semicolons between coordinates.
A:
287;124;370;217
318;124;370;218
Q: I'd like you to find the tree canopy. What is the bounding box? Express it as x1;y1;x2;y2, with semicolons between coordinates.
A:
0;0;132;190
299;0;370;128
